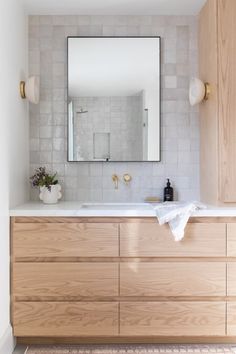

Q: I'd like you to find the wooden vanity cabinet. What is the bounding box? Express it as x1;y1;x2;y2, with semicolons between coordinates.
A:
11;217;236;343
199;0;236;203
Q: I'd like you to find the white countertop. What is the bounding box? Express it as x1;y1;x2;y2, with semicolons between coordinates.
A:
9;201;236;217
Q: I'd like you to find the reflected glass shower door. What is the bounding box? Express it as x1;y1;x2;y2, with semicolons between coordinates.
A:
143;108;148;160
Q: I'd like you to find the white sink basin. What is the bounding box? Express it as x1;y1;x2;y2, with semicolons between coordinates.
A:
81;203;154;210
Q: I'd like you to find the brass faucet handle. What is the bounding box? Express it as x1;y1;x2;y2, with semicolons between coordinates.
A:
123;173;132;184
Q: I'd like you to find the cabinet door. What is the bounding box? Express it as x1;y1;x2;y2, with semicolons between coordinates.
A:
120;262;226;297
227;303;236;336
218;0;236;201
13;302;119;336
13;223;119;258
227;263;236;296
120;223;226;257
227;224;236;256
120;302;226;336
13;263;119;298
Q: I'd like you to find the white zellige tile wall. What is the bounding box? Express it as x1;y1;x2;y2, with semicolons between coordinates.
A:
29;15;199;202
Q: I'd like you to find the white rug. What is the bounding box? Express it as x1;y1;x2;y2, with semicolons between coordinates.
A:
25;344;236;354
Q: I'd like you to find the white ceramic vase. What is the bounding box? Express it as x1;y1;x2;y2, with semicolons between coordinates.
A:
39;184;62;204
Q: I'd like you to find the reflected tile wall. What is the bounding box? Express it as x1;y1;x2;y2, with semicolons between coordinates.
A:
29;15;199;202
71;95;143;161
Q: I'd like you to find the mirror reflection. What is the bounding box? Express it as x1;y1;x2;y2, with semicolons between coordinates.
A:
68;37;161;162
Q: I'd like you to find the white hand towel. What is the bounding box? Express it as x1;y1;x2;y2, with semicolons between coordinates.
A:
153;201;206;241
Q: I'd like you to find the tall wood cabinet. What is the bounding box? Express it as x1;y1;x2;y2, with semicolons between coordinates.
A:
199;0;236;203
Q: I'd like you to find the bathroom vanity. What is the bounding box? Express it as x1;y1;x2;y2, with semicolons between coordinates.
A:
4;0;236;350
10;203;236;344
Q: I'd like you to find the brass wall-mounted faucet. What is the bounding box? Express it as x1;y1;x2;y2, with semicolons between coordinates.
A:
112;173;132;189
112;174;119;189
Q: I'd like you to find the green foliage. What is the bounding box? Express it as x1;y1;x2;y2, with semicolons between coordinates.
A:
30;167;58;191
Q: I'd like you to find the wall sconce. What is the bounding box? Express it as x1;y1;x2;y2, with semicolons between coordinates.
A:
20;76;40;104
189;77;210;106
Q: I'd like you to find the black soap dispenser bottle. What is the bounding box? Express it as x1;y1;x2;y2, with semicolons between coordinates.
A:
164;178;174;202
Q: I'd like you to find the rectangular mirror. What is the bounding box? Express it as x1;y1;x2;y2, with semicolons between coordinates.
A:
67;36;161;162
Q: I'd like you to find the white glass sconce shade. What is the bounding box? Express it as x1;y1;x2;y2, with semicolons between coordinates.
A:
189;77;210;106
20;76;40;104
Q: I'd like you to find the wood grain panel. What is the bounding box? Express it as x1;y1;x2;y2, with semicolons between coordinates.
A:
120;302;226;336
120;262;226;297
199;0;219;204
13;263;118;298
13;302;119;336
13;223;118;258
227;223;236;256
227;263;236;296
120;223;226;257
227;303;236;336
218;0;236;202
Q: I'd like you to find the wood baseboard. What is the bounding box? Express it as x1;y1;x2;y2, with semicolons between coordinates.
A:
17;336;236;345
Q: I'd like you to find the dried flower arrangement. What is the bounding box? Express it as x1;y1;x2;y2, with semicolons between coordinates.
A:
30;167;58;192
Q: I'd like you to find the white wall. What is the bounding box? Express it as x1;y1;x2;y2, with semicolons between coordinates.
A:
0;0;28;352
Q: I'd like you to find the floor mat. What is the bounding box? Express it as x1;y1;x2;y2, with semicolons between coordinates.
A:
26;344;236;354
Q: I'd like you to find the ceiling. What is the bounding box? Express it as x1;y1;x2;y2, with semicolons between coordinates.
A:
23;0;206;16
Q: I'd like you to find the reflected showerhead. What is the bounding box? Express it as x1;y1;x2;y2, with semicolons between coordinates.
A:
76;107;88;114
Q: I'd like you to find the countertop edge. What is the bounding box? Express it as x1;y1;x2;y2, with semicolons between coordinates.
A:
9;209;236;218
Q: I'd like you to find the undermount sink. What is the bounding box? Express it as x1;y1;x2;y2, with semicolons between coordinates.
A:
81;203;154;210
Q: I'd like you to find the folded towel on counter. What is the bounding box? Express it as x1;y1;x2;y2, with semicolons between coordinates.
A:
153;201;206;241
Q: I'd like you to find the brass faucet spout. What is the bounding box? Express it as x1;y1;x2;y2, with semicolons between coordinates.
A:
112;174;119;190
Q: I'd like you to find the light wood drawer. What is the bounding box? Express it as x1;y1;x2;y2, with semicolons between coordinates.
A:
120;302;226;336
120;223;226;257
13;263;118;298
227;263;236;296
120;262;226;297
227;303;236;335
13;223;119;258
227;224;236;256
13;302;119;336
